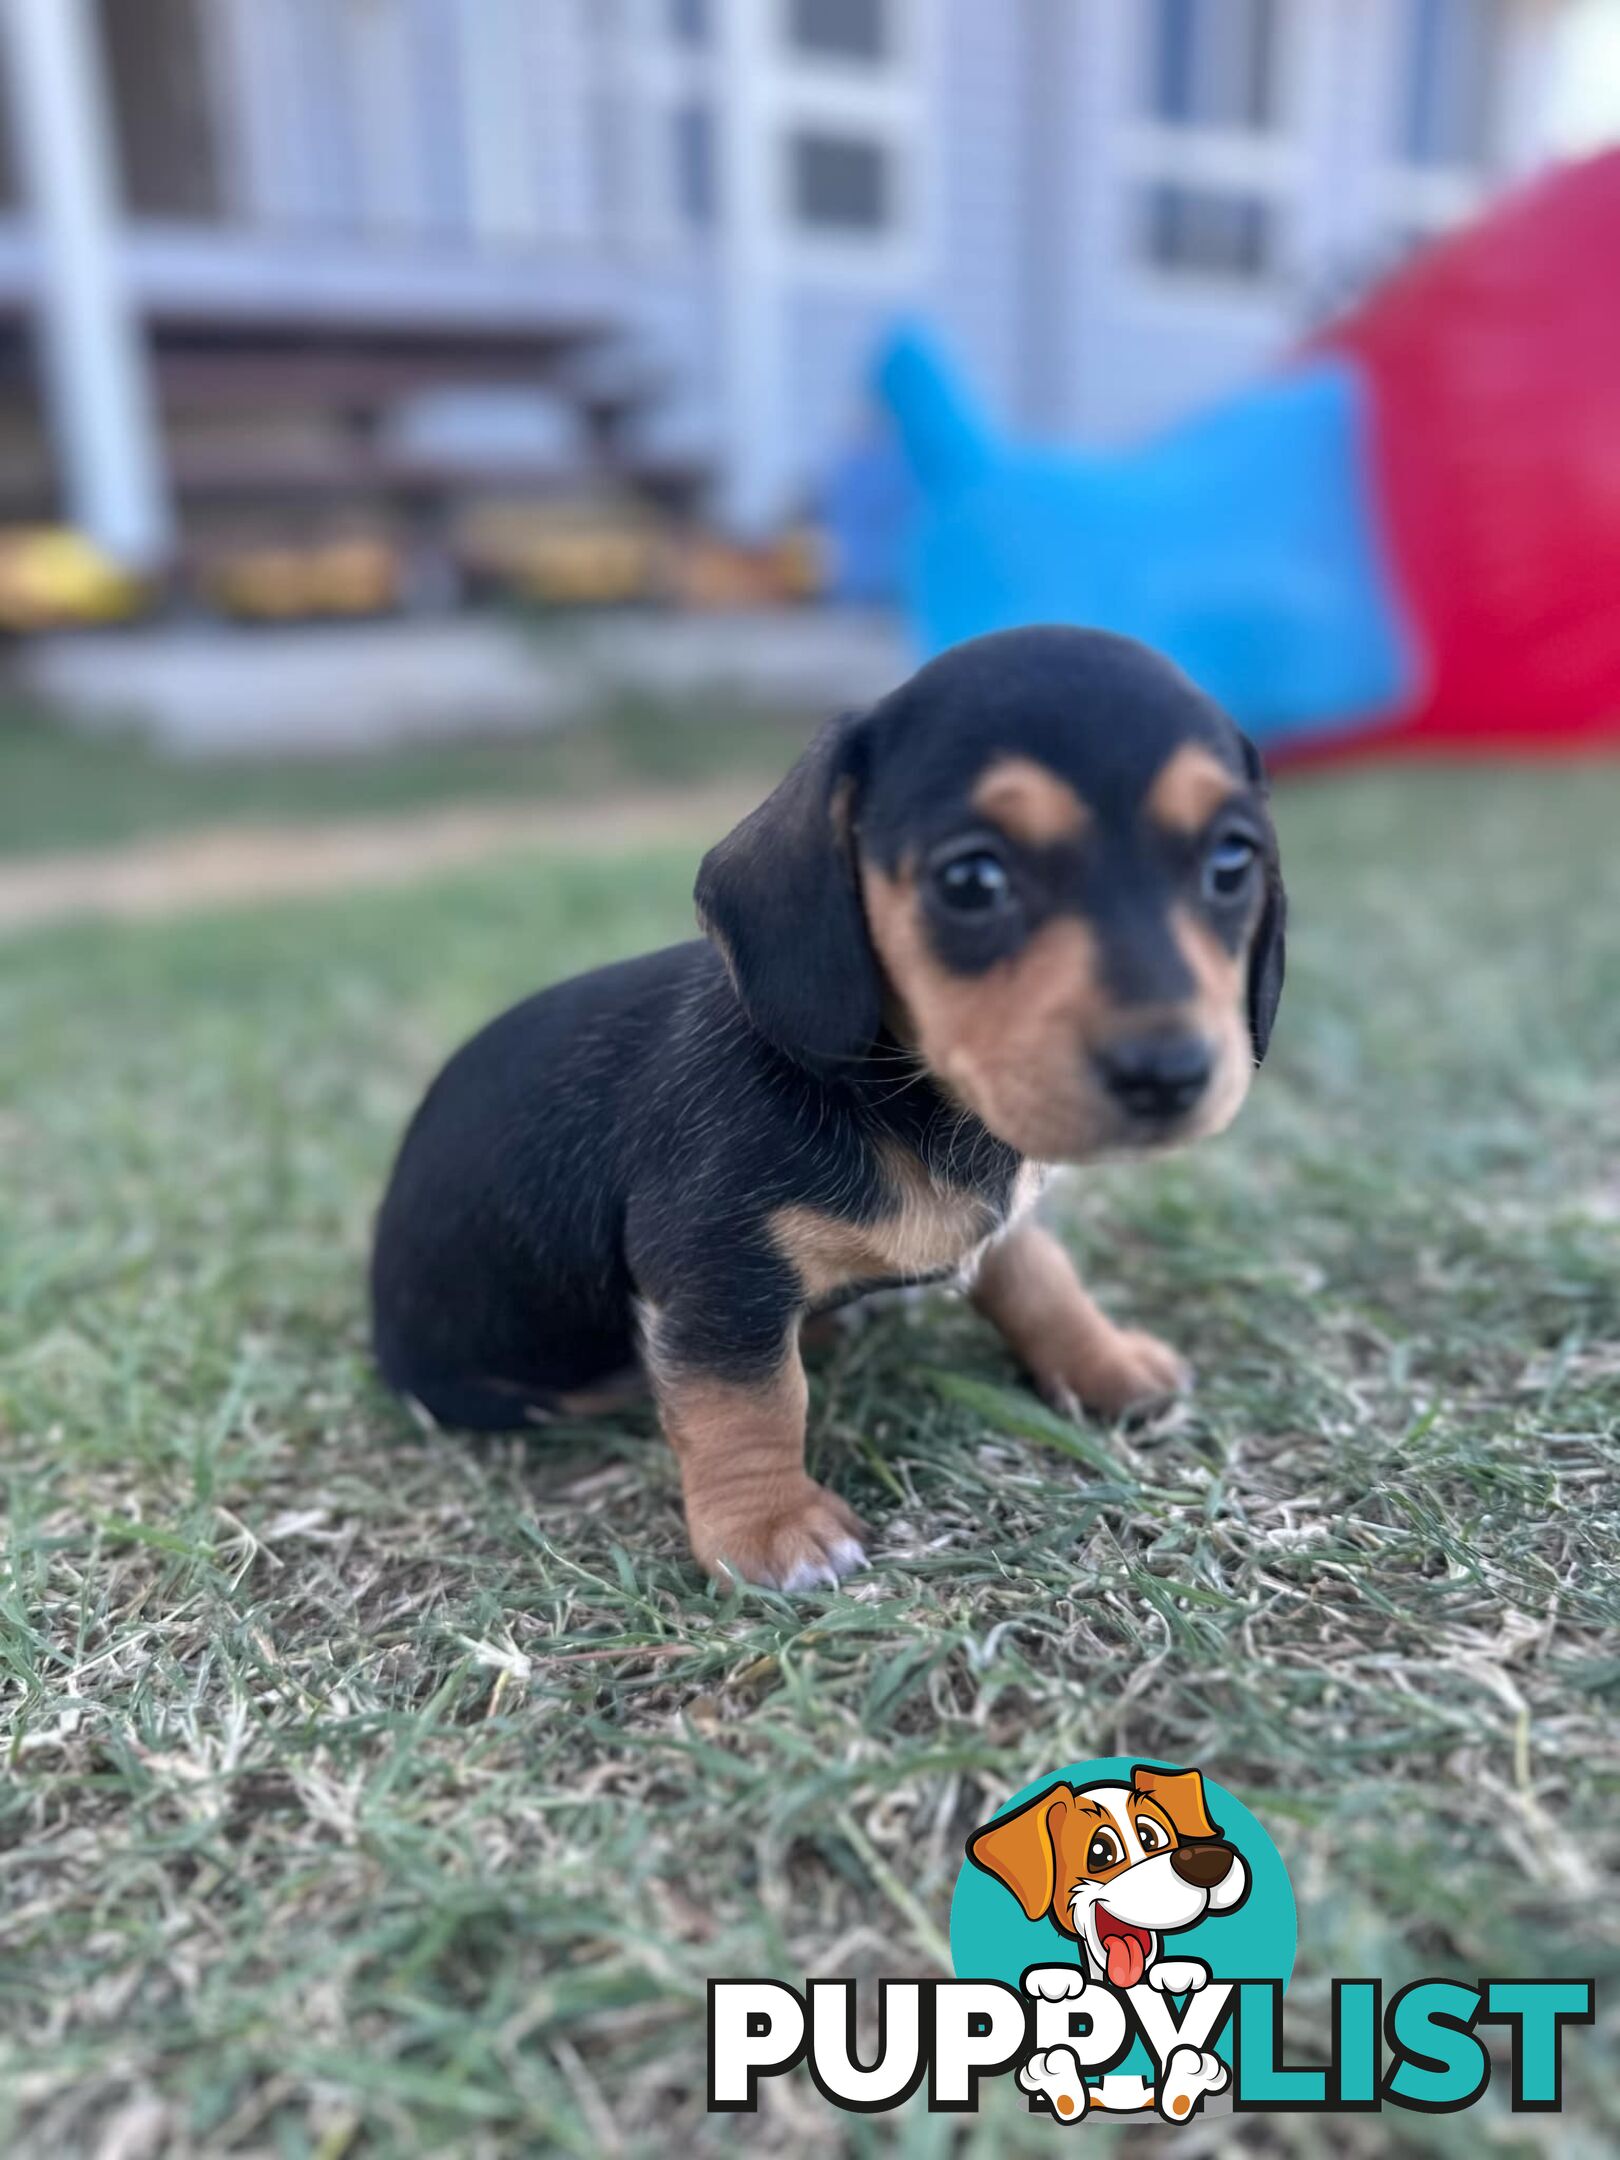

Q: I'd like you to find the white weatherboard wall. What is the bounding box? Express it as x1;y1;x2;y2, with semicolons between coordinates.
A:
1048;0;1564;449
743;0;1032;518
1055;0;1324;447
0;0;1579;550
927;0;1034;429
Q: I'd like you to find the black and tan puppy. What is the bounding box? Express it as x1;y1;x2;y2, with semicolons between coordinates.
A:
371;627;1285;1588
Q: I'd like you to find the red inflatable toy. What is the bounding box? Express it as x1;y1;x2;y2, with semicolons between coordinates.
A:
1311;149;1620;760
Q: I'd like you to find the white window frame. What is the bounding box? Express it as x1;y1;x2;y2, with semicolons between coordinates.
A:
766;0;933;287
586;0;721;258
1363;0;1506;249
1110;0;1319;318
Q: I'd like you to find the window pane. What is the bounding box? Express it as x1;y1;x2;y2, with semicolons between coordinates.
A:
791;131;889;231
1400;0;1501;167
1145;0;1278;130
789;0;887;63
1150;0;1198;120
673;98;715;227
97;0;224;218
1242;0;1278;128
1141;182;1274;278
669;0;709;46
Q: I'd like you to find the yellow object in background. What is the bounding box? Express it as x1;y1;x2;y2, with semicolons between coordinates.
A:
511;526;662;607
0;527;148;631
202;538;401;621
456;500;665;607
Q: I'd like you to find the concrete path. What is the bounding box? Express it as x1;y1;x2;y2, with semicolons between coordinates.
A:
14;608;909;755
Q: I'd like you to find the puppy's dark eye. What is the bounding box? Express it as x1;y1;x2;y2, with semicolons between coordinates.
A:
1086;1829;1122;1873
933;849;1012;914
1204;832;1259;901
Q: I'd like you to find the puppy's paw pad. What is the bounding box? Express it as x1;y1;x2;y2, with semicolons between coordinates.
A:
1023;1965;1090;2002
1146;1957;1210;1995
1158;2045;1227;2121
696;1482;868;1592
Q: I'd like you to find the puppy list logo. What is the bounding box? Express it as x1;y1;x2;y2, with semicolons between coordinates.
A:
710;1756;1594;2122
952;1756;1284;2122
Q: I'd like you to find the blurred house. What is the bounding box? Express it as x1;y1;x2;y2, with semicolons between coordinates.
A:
0;0;1582;570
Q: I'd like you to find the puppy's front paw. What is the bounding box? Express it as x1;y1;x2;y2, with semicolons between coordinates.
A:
1040;1328;1191;1423
689;1479;867;1592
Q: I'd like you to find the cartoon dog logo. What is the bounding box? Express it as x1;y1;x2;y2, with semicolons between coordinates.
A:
967;1763;1250;2122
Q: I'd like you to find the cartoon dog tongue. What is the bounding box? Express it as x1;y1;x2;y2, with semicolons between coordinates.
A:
1102;1922;1148;1989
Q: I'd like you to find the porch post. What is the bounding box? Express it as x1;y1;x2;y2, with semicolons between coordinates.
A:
0;0;173;565
714;0;788;535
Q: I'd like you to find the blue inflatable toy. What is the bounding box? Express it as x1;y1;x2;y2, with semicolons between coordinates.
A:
873;323;1415;750
866;158;1620;763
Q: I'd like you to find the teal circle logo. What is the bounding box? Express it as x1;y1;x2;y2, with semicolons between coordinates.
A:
950;1758;1294;2116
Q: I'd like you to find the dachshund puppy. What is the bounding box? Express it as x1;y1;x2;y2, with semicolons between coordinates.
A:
371;627;1285;1588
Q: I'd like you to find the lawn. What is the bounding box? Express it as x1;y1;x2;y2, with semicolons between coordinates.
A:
0;691;812;860
2;760;1617;2157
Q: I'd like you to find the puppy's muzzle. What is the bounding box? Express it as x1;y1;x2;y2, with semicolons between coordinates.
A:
1092;1031;1213;1124
1169;1841;1238;1890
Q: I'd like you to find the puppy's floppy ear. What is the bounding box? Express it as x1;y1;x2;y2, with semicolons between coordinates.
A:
1248;859;1286;1064
967;1783;1073;1923
695;708;880;1069
1236;731;1286;1063
1132;1764;1220;1844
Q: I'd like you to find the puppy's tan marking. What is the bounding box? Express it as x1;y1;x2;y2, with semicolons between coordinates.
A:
771;1143;996;1300
1168;903;1253;1136
652;1348;864;1587
1145;744;1238;835
971;756;1090;848
862;862;1114;1158
970;1218;1189;1419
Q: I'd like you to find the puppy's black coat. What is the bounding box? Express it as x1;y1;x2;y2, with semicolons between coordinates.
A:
372;628;1285;1586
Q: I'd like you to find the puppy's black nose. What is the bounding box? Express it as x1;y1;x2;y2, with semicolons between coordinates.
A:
1170;1842;1235;1889
1094;1034;1212;1122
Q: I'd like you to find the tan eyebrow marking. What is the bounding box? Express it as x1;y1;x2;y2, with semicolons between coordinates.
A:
1145;744;1240;834
970;756;1090;847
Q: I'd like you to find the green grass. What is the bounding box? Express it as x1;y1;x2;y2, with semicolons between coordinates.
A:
0;691;812;858
2;763;1618;2156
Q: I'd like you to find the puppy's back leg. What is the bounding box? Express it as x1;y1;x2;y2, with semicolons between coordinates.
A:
647;1325;866;1590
